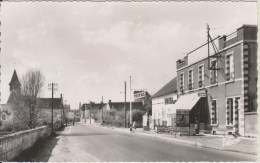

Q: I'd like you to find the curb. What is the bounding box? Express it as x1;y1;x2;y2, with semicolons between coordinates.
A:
136;132;202;147
99;125;256;155
102;126;202;147
199;144;257;155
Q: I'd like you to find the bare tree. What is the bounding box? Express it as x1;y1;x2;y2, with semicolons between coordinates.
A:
13;69;47;129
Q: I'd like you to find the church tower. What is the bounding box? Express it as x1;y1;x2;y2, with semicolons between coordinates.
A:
9;70;21;93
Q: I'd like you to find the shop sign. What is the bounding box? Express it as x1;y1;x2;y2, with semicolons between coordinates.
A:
198;92;206;97
134;91;146;99
176;109;190;127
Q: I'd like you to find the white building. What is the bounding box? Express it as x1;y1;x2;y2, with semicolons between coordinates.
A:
152;77;177;128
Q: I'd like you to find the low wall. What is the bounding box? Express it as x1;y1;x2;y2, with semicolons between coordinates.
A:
244;112;258;137
0;126;51;161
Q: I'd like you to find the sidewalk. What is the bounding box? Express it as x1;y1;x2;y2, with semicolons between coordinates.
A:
99;125;257;155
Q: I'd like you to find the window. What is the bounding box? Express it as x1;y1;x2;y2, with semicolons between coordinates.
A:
198;65;204;88
162;121;167;126
210;60;218;84
211;100;217;124
188;69;194;90
226;97;240;126
226;98;233;125
226;53;234;81
179;72;184;93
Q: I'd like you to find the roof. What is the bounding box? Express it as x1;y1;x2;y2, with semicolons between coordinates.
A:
173;92;201;110
81;103;106;111
36;98;63;109
152;77;177;98
7;90;22;104
106;101;145;111
9;70;21;86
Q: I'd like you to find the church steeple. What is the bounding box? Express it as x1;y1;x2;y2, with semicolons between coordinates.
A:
9;70;21;93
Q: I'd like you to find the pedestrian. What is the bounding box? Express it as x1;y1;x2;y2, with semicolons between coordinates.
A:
133;121;136;130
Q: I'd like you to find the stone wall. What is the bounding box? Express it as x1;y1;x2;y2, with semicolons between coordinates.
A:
0;126;51;161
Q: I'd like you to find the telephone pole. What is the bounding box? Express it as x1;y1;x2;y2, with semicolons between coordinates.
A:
101;96;104;124
124;81;127;128
129;76;132;128
48;83;58;134
90;102;92;124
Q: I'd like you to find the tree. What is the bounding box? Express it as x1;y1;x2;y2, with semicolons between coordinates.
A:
144;97;152;127
13;69;47;129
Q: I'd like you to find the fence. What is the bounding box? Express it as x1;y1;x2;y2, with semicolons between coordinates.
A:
0;126;51;161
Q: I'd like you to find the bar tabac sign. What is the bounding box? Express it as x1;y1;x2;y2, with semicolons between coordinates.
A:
176;109;190;127
134;91;146;100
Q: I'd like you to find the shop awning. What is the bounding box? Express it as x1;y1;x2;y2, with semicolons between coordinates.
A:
174;92;201;110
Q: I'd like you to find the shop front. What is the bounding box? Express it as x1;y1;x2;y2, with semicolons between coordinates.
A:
175;92;211;135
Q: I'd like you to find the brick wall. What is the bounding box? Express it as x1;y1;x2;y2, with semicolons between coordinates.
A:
0;126;51;161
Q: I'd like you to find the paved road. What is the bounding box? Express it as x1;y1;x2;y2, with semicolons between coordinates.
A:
30;123;256;162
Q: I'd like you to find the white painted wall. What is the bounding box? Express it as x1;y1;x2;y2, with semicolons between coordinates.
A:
152;93;177;127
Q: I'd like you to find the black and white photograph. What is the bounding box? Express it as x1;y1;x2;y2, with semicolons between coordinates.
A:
0;0;258;162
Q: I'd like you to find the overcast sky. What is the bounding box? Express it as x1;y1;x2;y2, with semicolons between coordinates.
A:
1;2;257;109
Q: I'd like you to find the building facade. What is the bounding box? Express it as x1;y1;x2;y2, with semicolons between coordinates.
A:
151;77;177;129
176;25;257;136
6;70;65;129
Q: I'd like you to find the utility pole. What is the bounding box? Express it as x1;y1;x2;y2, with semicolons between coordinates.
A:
124;81;127;128
90;102;92;124
85;104;87;123
101;96;104;124
60;94;63;127
48;83;58;134
130;76;132;128
207;24;210;70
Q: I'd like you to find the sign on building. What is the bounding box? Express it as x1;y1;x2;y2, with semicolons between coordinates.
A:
134;91;146;100
198;91;206;97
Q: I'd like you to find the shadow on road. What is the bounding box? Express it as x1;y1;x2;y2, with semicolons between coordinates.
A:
13;132;60;162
